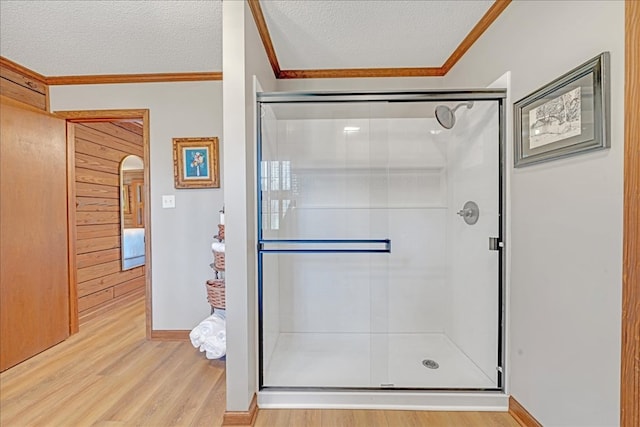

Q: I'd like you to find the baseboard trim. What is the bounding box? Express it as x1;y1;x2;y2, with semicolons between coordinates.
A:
149;330;190;341
223;394;259;426
509;396;542;427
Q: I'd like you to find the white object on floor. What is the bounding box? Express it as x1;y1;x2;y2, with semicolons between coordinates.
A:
189;312;226;359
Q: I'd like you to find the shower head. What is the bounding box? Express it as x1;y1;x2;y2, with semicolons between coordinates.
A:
434;101;474;130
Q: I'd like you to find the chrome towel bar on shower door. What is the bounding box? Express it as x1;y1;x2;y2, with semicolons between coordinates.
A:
258;239;391;253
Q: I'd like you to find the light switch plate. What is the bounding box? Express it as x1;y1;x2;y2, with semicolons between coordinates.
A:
162;195;175;209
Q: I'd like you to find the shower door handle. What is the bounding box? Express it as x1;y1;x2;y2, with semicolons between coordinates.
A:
489;237;503;251
258;239;391;253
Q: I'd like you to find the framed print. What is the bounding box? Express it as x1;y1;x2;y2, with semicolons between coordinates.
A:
172;137;220;189
514;52;610;168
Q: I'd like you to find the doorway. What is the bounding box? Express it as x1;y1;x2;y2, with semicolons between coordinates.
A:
57;110;152;337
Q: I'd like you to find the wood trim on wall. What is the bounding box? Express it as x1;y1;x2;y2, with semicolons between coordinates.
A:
66;122;79;335
56;109;149;122
149;330;191;341
46;72;222;86
1;56;222;86
0;56;48;85
278;67;444;79
141;110;152;340
4;0;510;83
1;58;48;111
222;394;258;426
247;0;281;77
622;1;640;426
1;57;222;86
440;0;512;74
508;396;542;427
45;82;50;112
249;0;510;79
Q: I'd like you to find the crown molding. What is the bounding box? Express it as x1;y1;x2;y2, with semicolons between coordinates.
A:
249;0;511;79
441;0;512;74
0;56;48;84
278;67;444;79
1;56;223;85
3;0;510;84
46;72;222;85
247;0;281;77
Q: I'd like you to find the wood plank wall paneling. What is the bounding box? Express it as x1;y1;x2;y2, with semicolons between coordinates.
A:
73;122;145;318
76;224;120;240
0;60;48;111
78;267;143;298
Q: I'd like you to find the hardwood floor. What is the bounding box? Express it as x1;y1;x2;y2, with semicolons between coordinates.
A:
0;295;520;426
0;294;226;426
255;409;521;427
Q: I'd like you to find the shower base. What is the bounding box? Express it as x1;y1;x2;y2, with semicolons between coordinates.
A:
263;333;496;389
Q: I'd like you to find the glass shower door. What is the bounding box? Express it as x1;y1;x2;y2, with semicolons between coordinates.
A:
259;101;391;388
258;93;504;392
379;99;502;390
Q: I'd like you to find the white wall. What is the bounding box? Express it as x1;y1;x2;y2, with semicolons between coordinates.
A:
277;76;444;92
443;2;624;426
222;0;276;412
261;117;449;337
50;81;224;330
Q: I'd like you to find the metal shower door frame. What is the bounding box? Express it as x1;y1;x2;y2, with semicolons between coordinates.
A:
256;89;507;393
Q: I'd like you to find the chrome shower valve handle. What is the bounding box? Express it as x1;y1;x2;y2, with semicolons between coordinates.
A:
457;201;479;225
457;208;473;217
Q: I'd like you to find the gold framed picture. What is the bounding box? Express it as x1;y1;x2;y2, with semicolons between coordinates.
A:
172;137;220;189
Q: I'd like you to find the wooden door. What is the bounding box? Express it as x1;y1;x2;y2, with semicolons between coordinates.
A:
0;96;70;371
131;180;144;228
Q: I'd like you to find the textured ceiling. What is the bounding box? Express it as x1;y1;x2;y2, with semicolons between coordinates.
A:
0;0;494;77
0;0;222;76
261;0;494;70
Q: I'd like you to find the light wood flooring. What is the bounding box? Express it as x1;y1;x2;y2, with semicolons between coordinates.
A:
0;295;521;426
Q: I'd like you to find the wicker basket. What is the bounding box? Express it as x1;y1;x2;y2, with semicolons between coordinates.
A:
217;224;225;240
206;279;226;309
213;251;225;271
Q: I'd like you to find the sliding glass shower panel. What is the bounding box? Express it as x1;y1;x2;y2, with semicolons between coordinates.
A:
258;94;503;391
260;102;390;388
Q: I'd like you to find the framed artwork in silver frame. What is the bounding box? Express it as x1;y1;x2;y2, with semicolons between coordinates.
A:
514;52;610;168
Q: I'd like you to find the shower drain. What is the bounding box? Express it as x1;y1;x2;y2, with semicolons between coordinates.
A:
422;359;439;369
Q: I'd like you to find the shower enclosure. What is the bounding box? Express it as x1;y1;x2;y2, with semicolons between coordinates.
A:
257;90;505;397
